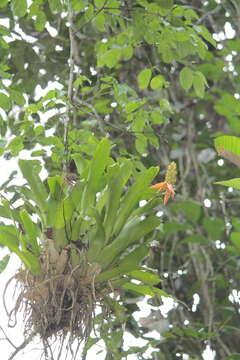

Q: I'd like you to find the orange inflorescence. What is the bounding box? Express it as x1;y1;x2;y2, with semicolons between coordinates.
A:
150;162;177;205
150;181;175;205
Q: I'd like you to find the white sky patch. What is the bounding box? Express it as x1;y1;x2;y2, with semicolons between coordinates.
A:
46;22;58;37
203;344;216;360
217;159;224;166
139;200;147;207
192;293;200;312
224;22;236;39
34;81;64;101
203;198;211;208
229;289;240;304
90;67;97;75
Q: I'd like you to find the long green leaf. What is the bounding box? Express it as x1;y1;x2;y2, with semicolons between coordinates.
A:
214;135;240;167
113;166;159;236
0;225;41;274
104;162;132;240
96;215;160;268
0;254;10;274
122;282;156;296
122;282;169;297
215;178;240;190
19;160;48;212
0;202;21;222
20;209;40;255
127;270;161;285
87;209;106;262
95;244;148;282
81;138;110;214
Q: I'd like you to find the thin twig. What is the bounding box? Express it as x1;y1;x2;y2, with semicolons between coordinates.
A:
63;4;75;173
0;326;17;349
8;331;36;360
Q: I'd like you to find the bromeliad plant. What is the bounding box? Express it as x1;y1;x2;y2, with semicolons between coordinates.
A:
0;138;174;356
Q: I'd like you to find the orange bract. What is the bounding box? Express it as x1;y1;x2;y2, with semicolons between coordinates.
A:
150;181;175;205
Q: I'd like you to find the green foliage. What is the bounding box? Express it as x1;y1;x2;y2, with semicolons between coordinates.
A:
1;141;162;297
0;0;240;358
0;254;10;273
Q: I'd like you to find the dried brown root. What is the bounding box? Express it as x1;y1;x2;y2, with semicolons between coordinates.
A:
4;248;104;360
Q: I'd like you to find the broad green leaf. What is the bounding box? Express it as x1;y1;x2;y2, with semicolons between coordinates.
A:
125;101;144;113
95;12;105;32
157;0;173;9
128;270;161;285
164;221;191;234
20;209;40;255
0;0;8;8
70;0;87;11
230;232;240;249
104;163;132;240
0;254;10;274
150;75;165;89
179;67;193;91
48;0;62;13
172;200;202;222
135;134;147;154
34;11;46;31
47;198;74;229
96;244;148;282
19;160;48;214
137;68;152;89
94;0;105;7
98;48;121;68
8;89;26;106
214;136;240;167
81;138;110;214
0;93;11;111
203;217;225;240
195;25;216;47
215;178;240;190
87;209;106;262
97;215;160;268
11;0;27;17
151;109;164;124
122;282;155;296
193;71;207;98
113;166;159;235
0;202;21;222
0;225;40;274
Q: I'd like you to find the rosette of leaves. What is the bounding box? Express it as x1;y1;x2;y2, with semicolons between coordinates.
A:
0;139;164;355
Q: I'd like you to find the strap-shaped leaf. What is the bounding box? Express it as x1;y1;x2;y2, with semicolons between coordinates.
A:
0;254;10;274
19;159;48;212
215;178;240;190
113;166;159;236
81;138;110;214
87;209;106;262
127;270;161;285
20;209;40;255
0;225;40;274
0;201;21;222
96;215;159;268
95;244;148;282
214;135;240;167
122;282;169;297
104;162;132;240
